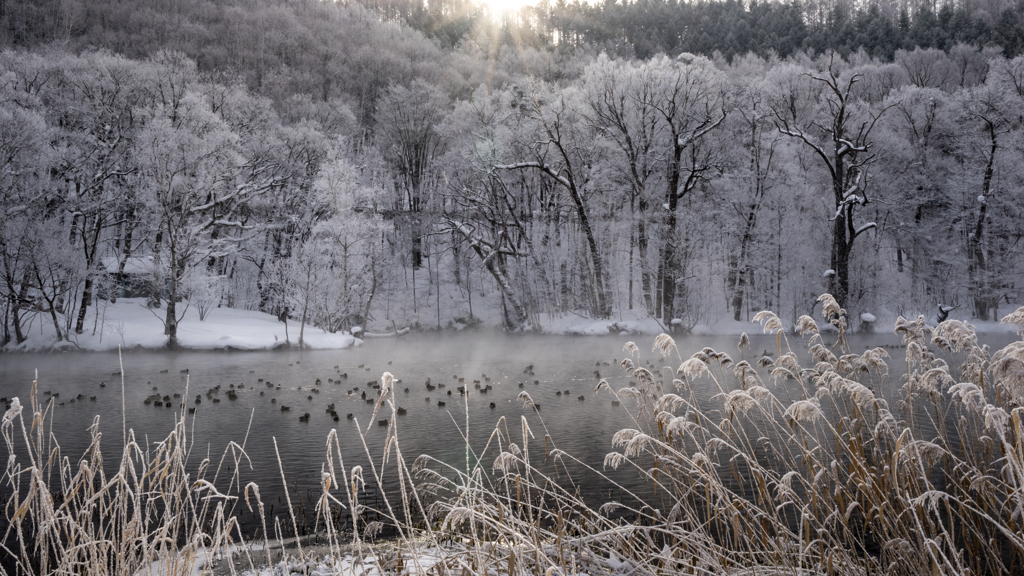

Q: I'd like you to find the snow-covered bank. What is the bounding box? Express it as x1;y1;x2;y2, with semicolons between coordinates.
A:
6;298;360;352
369;261;1024;337
544;306;1024;337
9;293;1020;353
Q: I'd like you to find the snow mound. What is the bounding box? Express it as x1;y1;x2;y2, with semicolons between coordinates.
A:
10;298;359;352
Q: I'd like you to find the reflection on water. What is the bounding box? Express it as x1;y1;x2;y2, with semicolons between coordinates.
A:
0;330;1016;533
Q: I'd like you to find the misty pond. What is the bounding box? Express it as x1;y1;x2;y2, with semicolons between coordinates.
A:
0;330;1015;535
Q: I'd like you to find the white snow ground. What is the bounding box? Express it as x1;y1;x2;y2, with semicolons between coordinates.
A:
7;285;1020;352
8;298;359;352
134;544;631;576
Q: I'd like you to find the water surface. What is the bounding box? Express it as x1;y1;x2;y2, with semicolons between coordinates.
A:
1;330;1017;532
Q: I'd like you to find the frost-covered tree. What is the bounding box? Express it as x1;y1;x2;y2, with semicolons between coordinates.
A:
137;53;283;348
304;155;390;336
376;80;448;270
647;54;727;324
44;52;148;334
582;55;662;314
896;47;956;90
27;218;86;342
0;56;53;345
495;81;613;319
440;88;535;330
956;58;1024;320
179;267;222;322
720;54;785;321
137;97;235;346
268;240;326;346
876;85;959;313
772;57;888;313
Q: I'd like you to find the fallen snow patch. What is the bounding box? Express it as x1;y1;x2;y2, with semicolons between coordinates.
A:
10;298;359;352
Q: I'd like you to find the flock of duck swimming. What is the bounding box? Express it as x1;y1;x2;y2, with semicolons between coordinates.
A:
4;356;660;423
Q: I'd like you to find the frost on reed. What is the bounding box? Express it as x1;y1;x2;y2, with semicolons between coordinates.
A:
1;381;254;576
5;299;1024;575
410;298;1024;575
0;371;453;576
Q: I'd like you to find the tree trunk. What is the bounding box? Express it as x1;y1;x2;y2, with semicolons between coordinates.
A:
47;300;63;342
970;123;997;320
452;233;461;286
12;305;23;344
152;231;163;307
111;215;135;304
165;297;177;347
165;246;179;349
567;186;610;318
10;295;23;344
638;214;653;314
660;207;679;323
13;268;30;344
829;135;850;310
299;274;309;347
660;133;689;323
484;254;528;331
75;278;93;334
362;256;378;335
730;210;759;321
628;198;635;310
729;254;743;322
412;217;423;269
74;216;103;334
830;211;851;310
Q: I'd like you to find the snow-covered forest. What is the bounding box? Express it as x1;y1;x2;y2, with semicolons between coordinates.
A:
1;0;1023;346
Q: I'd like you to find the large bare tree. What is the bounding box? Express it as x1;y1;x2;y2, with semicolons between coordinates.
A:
649;55;727;324
773;57;887;311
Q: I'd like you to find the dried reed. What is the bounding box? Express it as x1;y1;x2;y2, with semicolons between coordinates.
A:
4;298;1024;575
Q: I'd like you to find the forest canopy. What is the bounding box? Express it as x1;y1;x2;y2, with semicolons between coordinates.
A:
0;0;1021;345
4;0;1024;62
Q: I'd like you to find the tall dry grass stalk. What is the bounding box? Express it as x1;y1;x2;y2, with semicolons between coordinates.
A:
4;295;1024;575
0;376;257;576
410;296;1024;575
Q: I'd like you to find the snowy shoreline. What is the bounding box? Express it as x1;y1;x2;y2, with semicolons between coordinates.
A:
5;296;1019;354
4;298;362;354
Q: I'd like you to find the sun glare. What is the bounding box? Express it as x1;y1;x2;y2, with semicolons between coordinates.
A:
481;0;537;16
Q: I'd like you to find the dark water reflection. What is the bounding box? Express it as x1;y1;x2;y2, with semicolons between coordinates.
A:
0;330;1017;535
